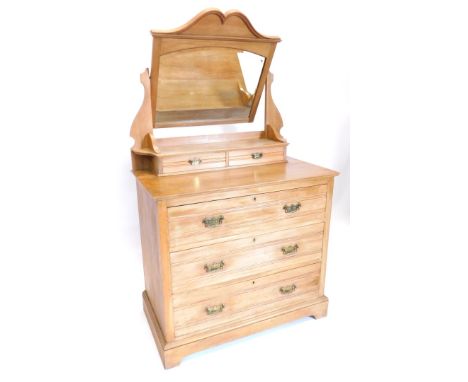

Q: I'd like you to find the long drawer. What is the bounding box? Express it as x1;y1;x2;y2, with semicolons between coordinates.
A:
168;185;328;251
172;264;321;338
171;223;324;292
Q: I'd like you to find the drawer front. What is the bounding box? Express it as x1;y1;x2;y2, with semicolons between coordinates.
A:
228;146;285;167
171;223;324;292
169;184;327;218
172;264;320;337
168;186;328;251
161;152;226;174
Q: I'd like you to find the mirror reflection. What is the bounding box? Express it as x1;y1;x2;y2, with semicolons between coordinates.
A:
156;48;265;126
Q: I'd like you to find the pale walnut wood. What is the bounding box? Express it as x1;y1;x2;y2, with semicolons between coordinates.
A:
161;151;226;175
169;195;326;236
174;248;322;296
150;9;280;128
156;130;262;148
172;211;325;253
168;296;329;350
136;184;174;341
135;158;337;200
168;184;327;218
145;135;288;176
173;263;320;311
136;168;336;367
168;195;327;249
129;70;159;153
157;134;285;154
228;145;285;166
263;72;286;142
319;178;335;296
155;137;287;176
143;290;328;369
151;9;281;41
132;10;338;368
169;225;324;297
165;177;331;207
173;264;321;337
170;223;324;264
159;38;274;63
130;9;287;175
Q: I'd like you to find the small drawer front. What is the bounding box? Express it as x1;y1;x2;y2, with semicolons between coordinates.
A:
171;223;324;293
228;146;285;167
168;186;328;251
172;264;321;338
161;152;226;174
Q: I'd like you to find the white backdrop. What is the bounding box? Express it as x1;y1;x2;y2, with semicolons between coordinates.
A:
1;1;468;381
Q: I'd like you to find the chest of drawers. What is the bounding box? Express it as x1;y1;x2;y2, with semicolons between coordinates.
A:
130;9;339;368
135;159;337;368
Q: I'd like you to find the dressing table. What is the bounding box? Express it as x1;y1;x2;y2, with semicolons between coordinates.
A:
130;9;338;368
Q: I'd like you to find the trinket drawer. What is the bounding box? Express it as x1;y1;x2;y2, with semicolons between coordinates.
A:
135;158;337;368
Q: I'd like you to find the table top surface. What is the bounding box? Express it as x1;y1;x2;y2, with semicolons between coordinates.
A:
134;157;339;199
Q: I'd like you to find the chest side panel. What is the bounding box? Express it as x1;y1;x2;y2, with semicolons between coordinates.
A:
137;181;174;341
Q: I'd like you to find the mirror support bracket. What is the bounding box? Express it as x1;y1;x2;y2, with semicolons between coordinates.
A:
263;72;286;143
130;69;160;164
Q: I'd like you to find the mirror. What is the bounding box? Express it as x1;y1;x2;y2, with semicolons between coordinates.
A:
155;48;265;126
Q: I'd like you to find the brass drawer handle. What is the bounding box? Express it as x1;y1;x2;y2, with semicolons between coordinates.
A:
281;244;299;255
251;152;263;159
279;284;297;294
283;202;301;213
202;215;224;227
206;303;225;315
204;260;225;273
188;158;202;166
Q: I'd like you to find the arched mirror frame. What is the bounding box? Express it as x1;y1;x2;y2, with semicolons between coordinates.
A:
150;9;280;128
